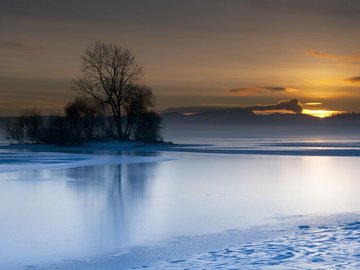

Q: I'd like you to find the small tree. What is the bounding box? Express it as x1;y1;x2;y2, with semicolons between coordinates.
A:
65;97;104;142
6;118;25;144
21;109;43;143
133;112;162;143
6;109;43;144
41;115;69;145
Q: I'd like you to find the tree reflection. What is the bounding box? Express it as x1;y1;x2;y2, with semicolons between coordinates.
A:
64;160;159;251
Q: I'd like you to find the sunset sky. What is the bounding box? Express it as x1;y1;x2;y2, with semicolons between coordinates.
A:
1;0;360;116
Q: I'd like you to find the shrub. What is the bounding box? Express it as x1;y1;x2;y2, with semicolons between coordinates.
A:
133;112;162;143
6;109;43;144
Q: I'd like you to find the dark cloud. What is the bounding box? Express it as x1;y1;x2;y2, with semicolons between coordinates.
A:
229;86;297;93
347;76;360;83
264;87;288;91
163;99;303;114
0;41;43;52
246;99;303;114
306;50;338;60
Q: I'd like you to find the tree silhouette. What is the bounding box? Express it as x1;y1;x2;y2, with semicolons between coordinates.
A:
123;84;154;139
72;41;144;139
7;41;163;145
65;97;103;142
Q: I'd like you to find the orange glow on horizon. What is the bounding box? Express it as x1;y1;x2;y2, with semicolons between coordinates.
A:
302;109;344;118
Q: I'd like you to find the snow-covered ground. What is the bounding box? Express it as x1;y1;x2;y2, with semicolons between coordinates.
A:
131;219;360;270
27;214;360;270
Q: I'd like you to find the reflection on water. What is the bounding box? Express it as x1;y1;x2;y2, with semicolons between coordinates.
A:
64;163;157;250
0;161;159;266
0;152;360;267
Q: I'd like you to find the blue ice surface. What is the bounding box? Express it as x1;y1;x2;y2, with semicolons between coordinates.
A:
0;139;360;269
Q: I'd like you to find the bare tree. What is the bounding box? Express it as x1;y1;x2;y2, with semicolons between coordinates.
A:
72;41;143;139
6;109;44;144
65;97;104;141
6;118;25;144
23;110;43;142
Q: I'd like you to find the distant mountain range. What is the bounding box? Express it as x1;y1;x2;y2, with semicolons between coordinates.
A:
162;108;360;124
161;109;360;138
1;110;359;140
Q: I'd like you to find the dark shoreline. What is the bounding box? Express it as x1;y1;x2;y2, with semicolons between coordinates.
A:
2;141;360;157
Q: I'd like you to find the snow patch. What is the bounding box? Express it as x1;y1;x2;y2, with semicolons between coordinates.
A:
27;214;360;270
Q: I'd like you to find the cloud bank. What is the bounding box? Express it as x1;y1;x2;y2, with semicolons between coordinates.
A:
229;86;298;94
347;76;360;83
306;50;360;64
163;99;303;115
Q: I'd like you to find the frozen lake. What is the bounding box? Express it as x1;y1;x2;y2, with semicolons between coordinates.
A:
0;142;360;269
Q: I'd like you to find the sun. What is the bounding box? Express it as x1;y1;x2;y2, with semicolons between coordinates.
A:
302;109;340;118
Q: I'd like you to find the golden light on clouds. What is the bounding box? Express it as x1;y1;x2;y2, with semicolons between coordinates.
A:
304;102;322;106
306;50;360;64
253;110;295;115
